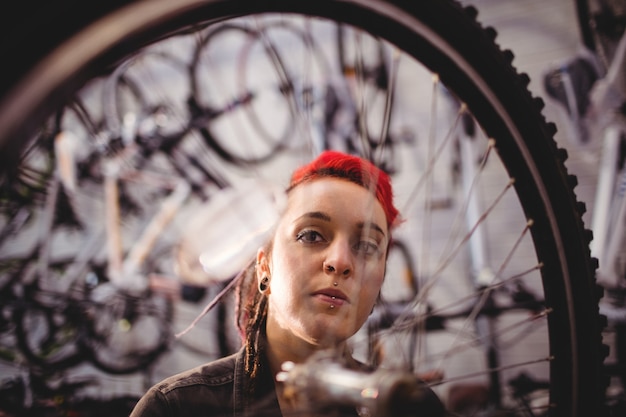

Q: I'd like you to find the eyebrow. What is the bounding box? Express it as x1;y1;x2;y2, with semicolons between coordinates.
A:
298;211;387;237
358;221;387;238
299;211;331;222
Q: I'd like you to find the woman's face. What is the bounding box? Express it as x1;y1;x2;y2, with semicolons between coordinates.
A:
258;177;389;348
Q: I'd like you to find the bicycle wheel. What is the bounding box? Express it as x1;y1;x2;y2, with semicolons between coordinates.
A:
79;284;173;375
13;298;86;371
189;21;306;165
0;1;607;416
335;22;403;172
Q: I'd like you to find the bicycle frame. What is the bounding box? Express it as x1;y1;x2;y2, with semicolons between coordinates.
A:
588;27;626;290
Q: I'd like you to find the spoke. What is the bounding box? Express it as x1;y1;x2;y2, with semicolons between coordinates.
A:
410;177;516;306
433;218;533;369
427;356;553;388
352;30;372;160
419;74;440;282
415;308;551;368
401;86;466;215
373;47;399;167
175;265;248;338
438;135;495;268
392;263;544;331
373;264;545;336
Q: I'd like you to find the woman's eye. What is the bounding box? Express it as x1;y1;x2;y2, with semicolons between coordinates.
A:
296;230;323;243
355;241;379;256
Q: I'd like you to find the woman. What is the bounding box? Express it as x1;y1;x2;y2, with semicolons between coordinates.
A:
130;150;444;417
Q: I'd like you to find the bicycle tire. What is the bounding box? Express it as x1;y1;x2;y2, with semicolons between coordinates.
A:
189;22;296;165
79;288;174;375
13;300;86;371
102;49;192;144
335;22;399;169
0;1;607;416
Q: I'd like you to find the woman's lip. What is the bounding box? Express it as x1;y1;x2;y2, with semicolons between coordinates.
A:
313;288;349;305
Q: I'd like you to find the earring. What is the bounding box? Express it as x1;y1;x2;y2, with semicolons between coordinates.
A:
258;276;270;293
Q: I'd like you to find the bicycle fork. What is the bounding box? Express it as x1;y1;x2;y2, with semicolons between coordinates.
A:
590;124;626;290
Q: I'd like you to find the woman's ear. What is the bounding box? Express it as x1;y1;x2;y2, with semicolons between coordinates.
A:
256;247;271;293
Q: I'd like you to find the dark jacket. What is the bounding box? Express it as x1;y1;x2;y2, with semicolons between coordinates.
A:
129;347;279;417
129;346;444;417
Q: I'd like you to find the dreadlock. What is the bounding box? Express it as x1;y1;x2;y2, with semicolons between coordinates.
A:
234;253;269;396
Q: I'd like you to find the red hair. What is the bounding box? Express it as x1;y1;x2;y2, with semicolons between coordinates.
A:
288;151;401;230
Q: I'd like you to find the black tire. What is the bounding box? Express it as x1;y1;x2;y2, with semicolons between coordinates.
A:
0;1;607;415
189;22;296;165
13;301;86;371
79;289;173;375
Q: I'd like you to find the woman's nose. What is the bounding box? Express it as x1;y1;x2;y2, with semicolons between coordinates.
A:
323;239;353;277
